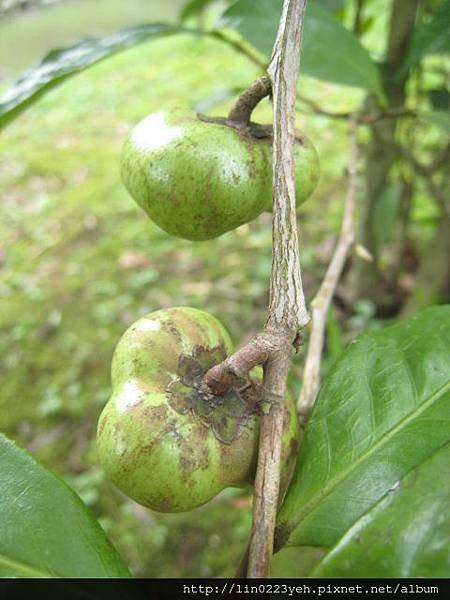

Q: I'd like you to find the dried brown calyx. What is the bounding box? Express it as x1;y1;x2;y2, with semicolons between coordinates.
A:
167;344;263;444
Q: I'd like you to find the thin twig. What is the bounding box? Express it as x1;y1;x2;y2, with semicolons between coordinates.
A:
296;93;352;119
361;107;416;123
297;116;359;424
247;0;309;578
210;29;267;70
297;94;416;123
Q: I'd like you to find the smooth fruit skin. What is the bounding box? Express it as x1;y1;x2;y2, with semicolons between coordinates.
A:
97;307;300;513
120;109;319;241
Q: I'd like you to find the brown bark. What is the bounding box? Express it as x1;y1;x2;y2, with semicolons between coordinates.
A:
248;0;309;577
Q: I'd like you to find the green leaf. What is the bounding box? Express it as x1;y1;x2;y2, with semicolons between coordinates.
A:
0;434;130;577
219;0;384;101
218;0;280;57
312;443;450;577
420;109;450;133
402;0;450;71
0;24;192;129
272;546;327;577
180;0;222;22
326;307;345;363
276;306;450;551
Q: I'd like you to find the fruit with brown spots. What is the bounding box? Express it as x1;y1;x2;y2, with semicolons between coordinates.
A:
120;109;320;241
97;307;300;512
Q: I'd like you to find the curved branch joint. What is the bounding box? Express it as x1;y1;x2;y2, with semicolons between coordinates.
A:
227;76;272;126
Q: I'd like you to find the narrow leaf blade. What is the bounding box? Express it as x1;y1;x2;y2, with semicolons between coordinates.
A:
402;0;450;71
0;434;130;577
0;24;191;129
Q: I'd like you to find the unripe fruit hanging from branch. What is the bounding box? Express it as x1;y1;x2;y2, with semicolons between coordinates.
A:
120;108;319;241
97;307;300;512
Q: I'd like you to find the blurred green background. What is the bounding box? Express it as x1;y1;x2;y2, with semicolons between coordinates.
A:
0;0;447;577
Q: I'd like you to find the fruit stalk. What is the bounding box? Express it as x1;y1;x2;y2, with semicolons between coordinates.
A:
227;76;272;127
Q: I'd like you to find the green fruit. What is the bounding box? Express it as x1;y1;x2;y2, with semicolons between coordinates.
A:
120;109;319;241
97;307;300;513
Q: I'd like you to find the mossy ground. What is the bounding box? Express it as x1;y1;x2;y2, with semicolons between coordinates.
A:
2;2;437;577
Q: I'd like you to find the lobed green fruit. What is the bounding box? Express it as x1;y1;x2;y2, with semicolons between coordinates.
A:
120;109;319;241
97;307;300;513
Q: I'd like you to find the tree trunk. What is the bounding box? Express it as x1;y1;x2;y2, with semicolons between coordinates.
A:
351;0;420;308
402;216;450;315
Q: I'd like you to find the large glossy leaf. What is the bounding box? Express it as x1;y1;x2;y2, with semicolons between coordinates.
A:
275;306;450;551
311;443;450;577
402;0;450;72
219;0;384;101
0;434;130;577
0;24;191;129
